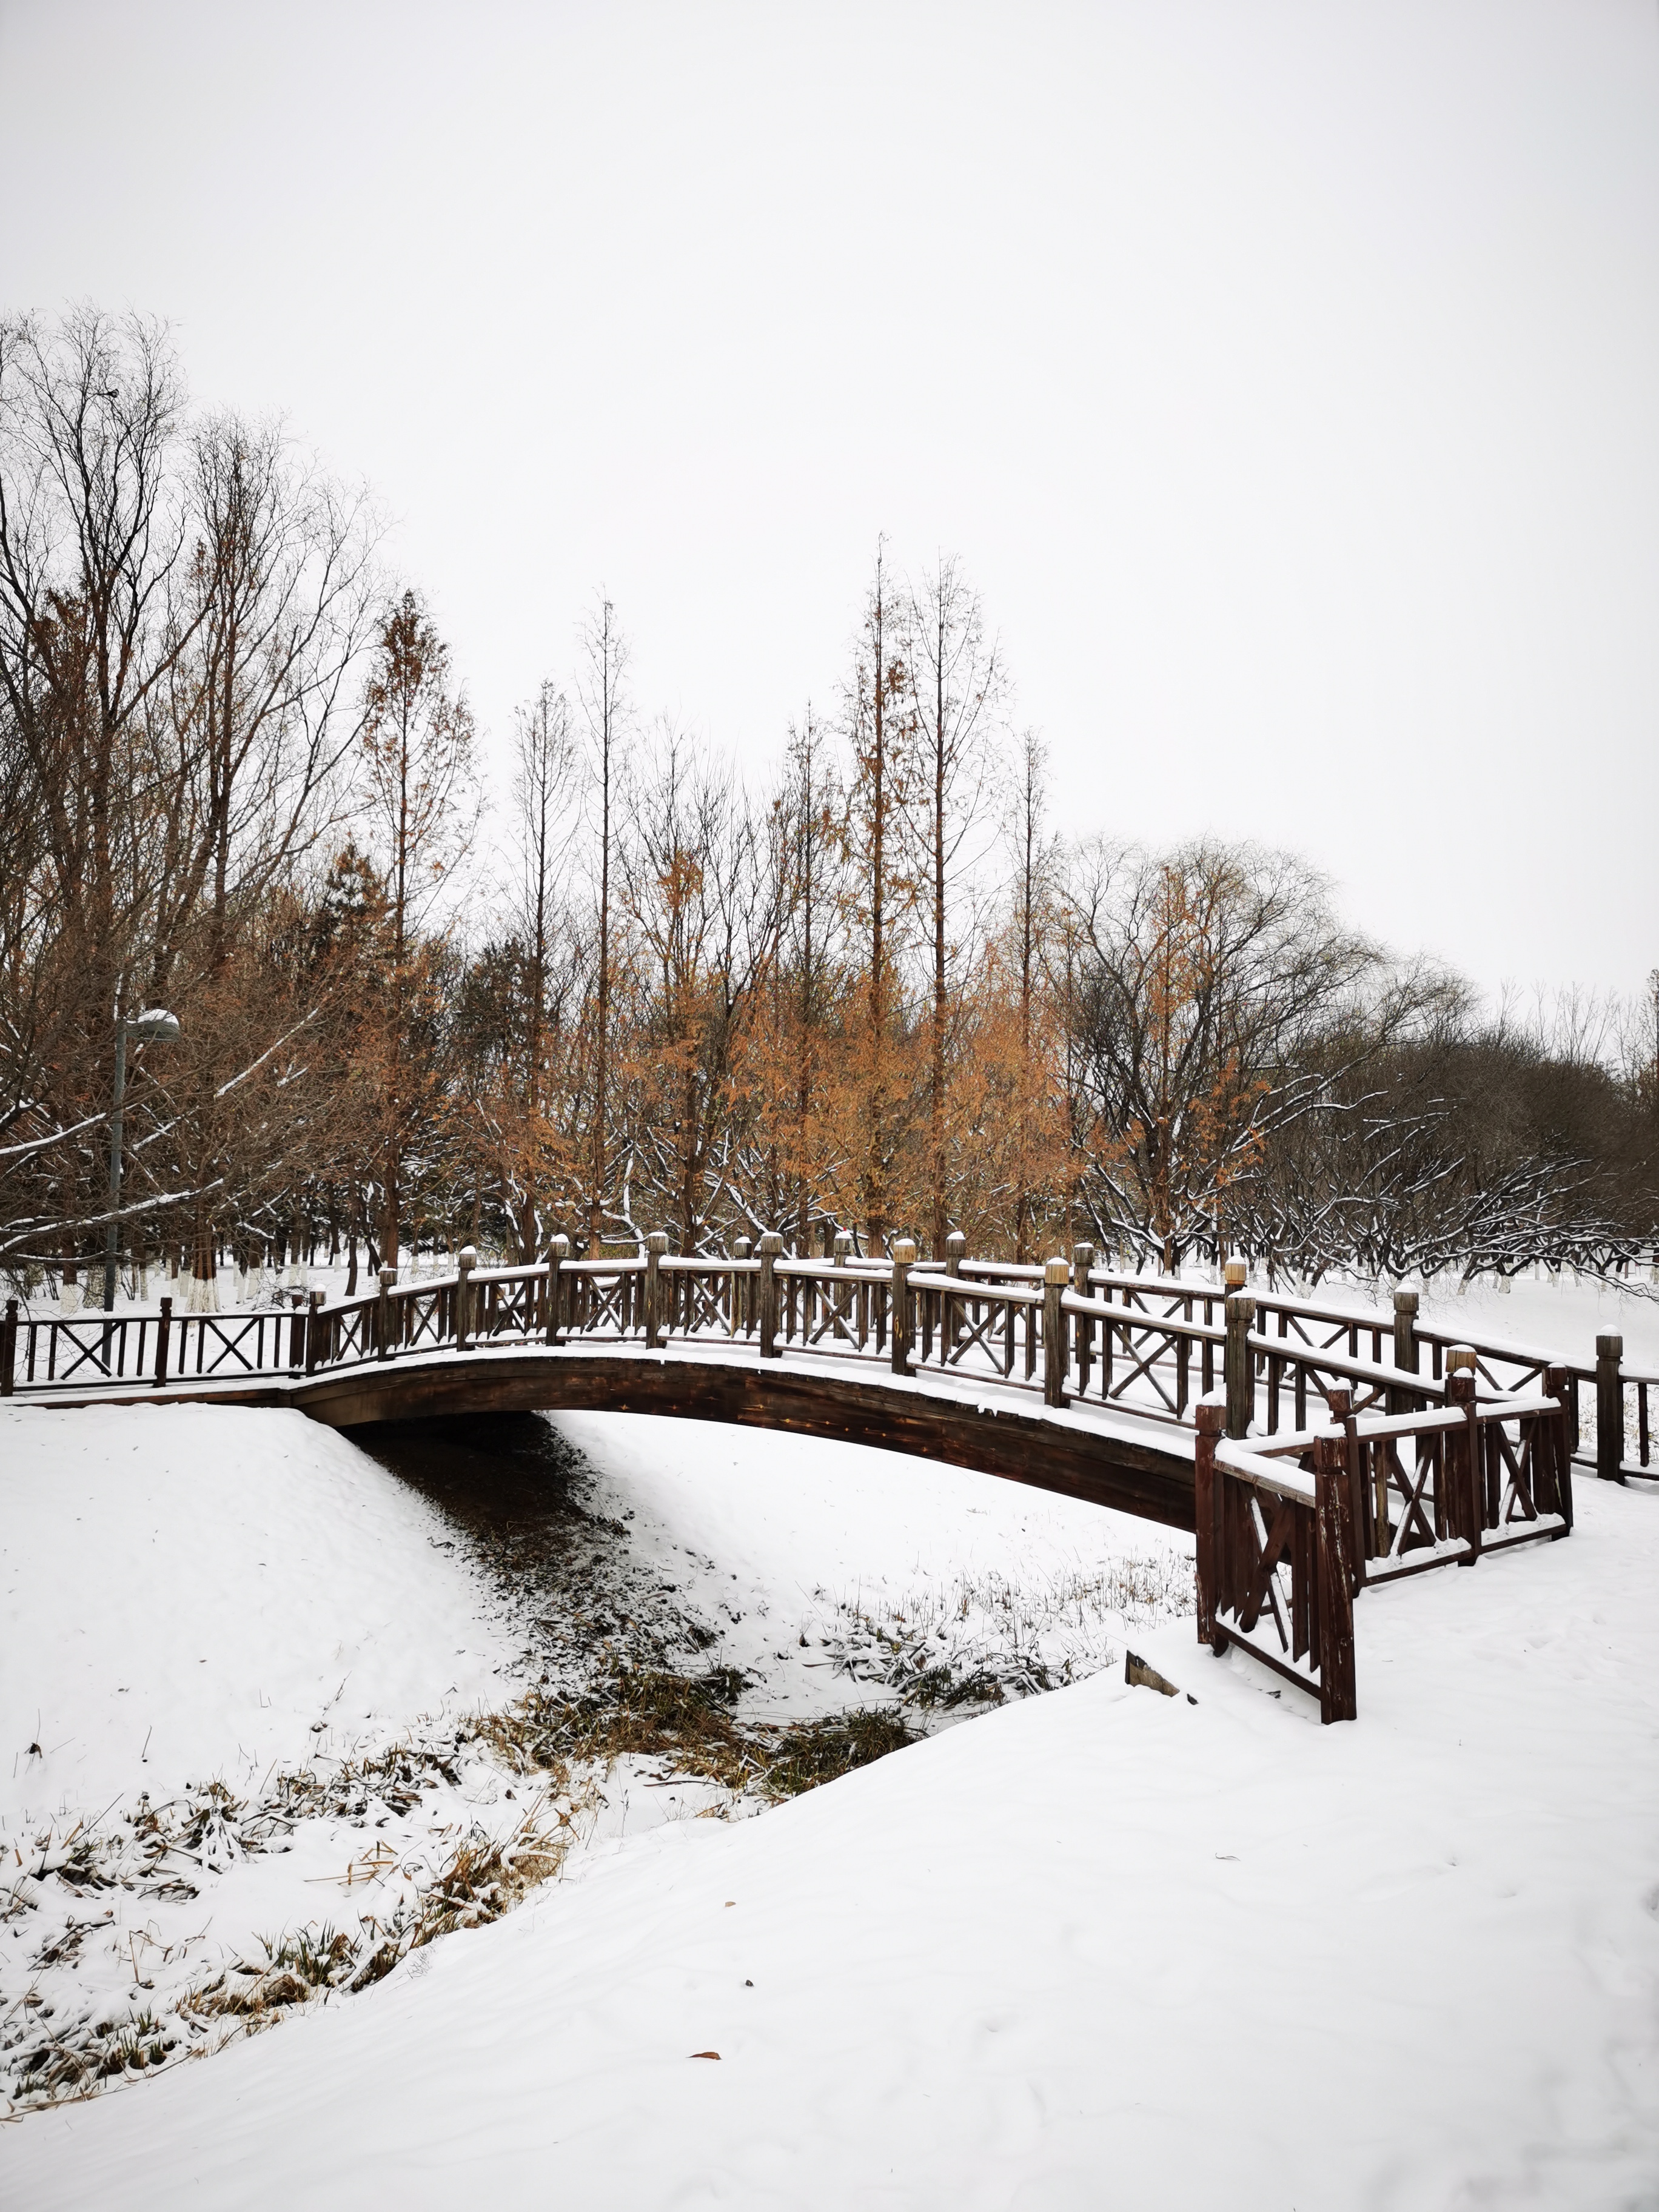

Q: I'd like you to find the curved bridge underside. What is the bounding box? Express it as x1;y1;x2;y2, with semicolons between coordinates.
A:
38;1350;1198;1533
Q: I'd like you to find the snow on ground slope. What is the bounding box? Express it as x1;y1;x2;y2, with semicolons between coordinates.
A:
0;1406;533;2105
549;1409;1193;1719
1410;1268;1659;1372
1;1399;1191;2125
7;1441;1658;2207
1;1404;516;1833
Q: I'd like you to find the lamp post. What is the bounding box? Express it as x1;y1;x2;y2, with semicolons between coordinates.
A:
103;1007;182;1313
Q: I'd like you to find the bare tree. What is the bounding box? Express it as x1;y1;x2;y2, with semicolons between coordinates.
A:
1064;840;1385;1270
0;310;195;1221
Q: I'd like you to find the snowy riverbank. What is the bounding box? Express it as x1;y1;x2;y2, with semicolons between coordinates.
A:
1;1398;1187;2129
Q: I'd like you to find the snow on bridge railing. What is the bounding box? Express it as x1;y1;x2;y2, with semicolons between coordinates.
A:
1193;1362;1573;1723
0;1243;1595;1474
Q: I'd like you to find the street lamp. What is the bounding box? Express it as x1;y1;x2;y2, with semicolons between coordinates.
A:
103;1007;182;1313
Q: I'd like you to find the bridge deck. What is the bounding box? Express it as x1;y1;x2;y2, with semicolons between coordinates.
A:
5;1339;1199;1532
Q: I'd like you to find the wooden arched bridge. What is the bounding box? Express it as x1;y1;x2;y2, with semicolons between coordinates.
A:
5;1233;1628;1723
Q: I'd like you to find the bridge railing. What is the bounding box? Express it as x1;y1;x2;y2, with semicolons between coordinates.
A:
1194;1369;1572;1723
0;1244;1601;1478
0;1301;311;1390
1195;1404;1357;1723
1560;1334;1659;1484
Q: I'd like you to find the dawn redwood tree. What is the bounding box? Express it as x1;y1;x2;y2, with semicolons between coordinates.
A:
358;588;477;1265
446;677;591;1260
907;554;1002;1254
840;542;917;1253
575;595;629;1252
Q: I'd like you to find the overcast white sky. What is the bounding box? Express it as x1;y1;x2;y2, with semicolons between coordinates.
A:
2;0;1654;1004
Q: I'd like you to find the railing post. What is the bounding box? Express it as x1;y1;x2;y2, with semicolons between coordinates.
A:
546;1234;568;1345
757;1232;782;1358
1224;1290;1255;1440
1043;1257;1070;1407
154;1295;172;1387
1194;1396;1226;1649
944;1230;965;1359
1390;1288;1419;1413
834;1230;854;1344
1324;1382;1364;1583
734;1236;754;1336
1447;1348;1480;1560
1546;1362;1574;1532
455;1247;475;1352
377;1265;397;1361
644;1231;668;1348
1;1298;15;1397
1071;1242;1094;1395
1313;1430;1358;1723
1597;1332;1625;1482
306;1287;324;1375
891;1239;916;1376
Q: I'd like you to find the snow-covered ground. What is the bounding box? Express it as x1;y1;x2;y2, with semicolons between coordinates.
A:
1;1396;1186;2137
4;1289;1658;2208
1344;1265;1659;1375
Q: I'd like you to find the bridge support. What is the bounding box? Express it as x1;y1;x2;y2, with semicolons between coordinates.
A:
546;1235;569;1345
645;1232;668;1349
1044;1258;1069;1408
1597;1333;1625;1482
891;1241;916;1376
1225;1290;1255;1439
1391;1290;1419;1413
758;1233;782;1358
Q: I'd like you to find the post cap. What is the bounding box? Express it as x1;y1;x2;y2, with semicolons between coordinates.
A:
892;1239;917;1265
1225;1291;1255;1322
833;1230;854;1256
1196;1396;1227;1433
309;1287;325;1306
734;1236;753;1257
1597;1332;1623;1359
378;1264;397;1286
757;1230;783;1254
1223;1258;1247;1289
457;1245;477;1269
646;1231;669;1254
1044;1256;1070;1285
551;1235;570;1258
945;1230;967;1254
1073;1242;1094;1268
1446;1344;1477;1372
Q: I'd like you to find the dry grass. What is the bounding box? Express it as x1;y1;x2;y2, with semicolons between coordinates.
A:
477;1663;914;1802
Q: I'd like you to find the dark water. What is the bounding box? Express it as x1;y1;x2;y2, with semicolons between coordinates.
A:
351;1413;708;1673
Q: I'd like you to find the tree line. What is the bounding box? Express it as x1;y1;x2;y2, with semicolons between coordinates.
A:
2;309;1653;1307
